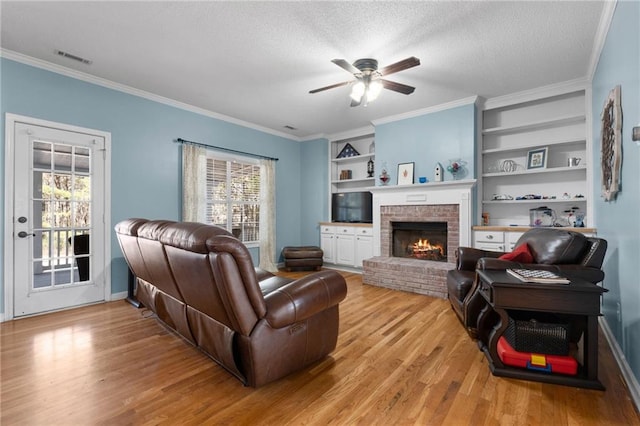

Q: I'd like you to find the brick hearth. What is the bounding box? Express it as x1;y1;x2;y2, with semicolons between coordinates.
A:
362;256;452;299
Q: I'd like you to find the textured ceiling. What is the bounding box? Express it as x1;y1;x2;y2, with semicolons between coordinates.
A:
0;1;605;140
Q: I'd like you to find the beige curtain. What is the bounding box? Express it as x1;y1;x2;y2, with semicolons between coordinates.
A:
259;159;278;272
182;143;207;222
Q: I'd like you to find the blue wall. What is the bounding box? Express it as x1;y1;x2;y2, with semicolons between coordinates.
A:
374;103;476;184
592;1;640;384
300;138;330;248
0;57;307;303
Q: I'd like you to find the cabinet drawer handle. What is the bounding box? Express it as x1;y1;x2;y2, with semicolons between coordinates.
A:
487;235;493;240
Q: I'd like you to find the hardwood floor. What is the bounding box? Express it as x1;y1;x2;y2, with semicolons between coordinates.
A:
2;270;639;425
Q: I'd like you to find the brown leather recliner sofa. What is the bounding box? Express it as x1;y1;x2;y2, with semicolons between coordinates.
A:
447;228;607;337
115;218;348;387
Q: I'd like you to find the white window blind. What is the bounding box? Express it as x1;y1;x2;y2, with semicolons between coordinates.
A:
206;157;261;244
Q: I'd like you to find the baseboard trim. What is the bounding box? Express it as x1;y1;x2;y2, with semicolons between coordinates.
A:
599;316;640;412
110;291;128;301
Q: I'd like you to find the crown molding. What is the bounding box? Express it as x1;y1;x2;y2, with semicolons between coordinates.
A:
481;77;590;111
587;0;617;82
0;49;301;142
370;96;479;127
327;125;375;142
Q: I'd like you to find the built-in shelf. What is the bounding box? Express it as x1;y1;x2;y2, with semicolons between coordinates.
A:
331;177;376;184
482;137;586;155
479;86;590;228
482;114;585;135
331;153;374;164
482;198;587;205
483;165;586;177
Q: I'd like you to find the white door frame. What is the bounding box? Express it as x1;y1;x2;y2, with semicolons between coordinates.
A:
3;113;112;320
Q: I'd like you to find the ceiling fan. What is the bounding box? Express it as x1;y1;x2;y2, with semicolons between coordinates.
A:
309;57;420;107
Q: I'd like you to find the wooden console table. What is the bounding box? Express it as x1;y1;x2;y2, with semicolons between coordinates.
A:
475;269;607;390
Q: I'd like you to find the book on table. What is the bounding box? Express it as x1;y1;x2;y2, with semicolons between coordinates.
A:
506;268;570;284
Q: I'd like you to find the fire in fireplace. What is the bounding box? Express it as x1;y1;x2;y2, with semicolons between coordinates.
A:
392;221;447;261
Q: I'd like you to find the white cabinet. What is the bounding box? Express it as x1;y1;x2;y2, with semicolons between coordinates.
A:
480;85;590;227
474;230;506;252
335;227;355;266
330;133;375;193
473;227;597;252
320;225;336;264
354;227;374;267
320;223;373;268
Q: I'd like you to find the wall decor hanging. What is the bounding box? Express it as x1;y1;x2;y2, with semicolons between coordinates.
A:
600;85;622;201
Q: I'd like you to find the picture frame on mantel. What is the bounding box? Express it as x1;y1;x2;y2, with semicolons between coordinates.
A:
397;162;415;185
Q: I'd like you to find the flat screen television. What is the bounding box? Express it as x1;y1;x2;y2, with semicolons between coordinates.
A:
332;191;373;223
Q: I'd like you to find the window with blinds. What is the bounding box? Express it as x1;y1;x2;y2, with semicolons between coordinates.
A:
206;156;261;244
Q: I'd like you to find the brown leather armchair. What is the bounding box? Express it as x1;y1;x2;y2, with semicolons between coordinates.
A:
447;228;607;337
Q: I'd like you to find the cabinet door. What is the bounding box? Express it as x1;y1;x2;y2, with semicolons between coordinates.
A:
320;227;336;264
336;235;355;266
355;235;373;267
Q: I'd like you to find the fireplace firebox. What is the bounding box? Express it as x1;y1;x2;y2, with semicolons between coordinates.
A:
392;221;447;261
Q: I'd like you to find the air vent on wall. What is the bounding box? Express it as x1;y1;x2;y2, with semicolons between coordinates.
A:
54;49;93;65
284;125;297;130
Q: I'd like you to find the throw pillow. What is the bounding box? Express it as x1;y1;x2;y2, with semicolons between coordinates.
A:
499;243;534;263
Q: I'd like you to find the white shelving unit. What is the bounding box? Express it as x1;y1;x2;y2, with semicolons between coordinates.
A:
330;133;375;193
479;85;591;227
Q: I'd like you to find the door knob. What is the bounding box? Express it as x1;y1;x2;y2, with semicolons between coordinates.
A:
18;231;35;238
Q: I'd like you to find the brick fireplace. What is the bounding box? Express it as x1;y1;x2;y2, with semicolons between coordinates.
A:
363;180;476;299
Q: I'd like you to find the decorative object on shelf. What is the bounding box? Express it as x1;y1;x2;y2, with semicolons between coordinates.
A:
339;169;353;180
500;159;518;172
492;194;514;200
379;162;390;185
527;147;548;169
397;162;415;185
482;212;489;226
418;176;427;183
367;158;374;177
529;207;555;227
336;143;360;158
434;163;443;182
369;140;375;154
567;157;581;167
600;85;622;201
446;159;466;179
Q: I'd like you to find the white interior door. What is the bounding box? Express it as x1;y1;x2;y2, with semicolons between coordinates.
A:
9;119;108;317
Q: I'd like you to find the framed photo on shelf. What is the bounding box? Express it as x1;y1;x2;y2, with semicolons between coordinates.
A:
397;162;415;185
527;147;548;170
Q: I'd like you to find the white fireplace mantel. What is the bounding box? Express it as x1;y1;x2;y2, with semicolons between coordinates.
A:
368;179;477;256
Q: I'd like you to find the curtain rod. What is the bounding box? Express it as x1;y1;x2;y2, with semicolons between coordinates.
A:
175;138;279;161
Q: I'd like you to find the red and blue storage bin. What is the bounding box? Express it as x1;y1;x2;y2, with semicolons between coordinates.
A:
497;336;578;376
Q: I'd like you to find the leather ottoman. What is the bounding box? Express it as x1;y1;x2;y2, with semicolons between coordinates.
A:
282;246;323;271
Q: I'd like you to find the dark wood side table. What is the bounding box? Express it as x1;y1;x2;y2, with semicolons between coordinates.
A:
475;269;607;390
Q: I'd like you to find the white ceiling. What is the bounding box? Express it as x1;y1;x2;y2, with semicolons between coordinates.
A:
0;1;605;140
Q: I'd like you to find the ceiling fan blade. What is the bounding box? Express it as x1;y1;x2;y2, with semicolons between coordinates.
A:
379;56;420;76
332;59;361;75
309;81;351;94
381;79;416;95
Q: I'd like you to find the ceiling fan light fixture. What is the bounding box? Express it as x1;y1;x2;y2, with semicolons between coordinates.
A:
350;81;366;102
367;79;383;101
